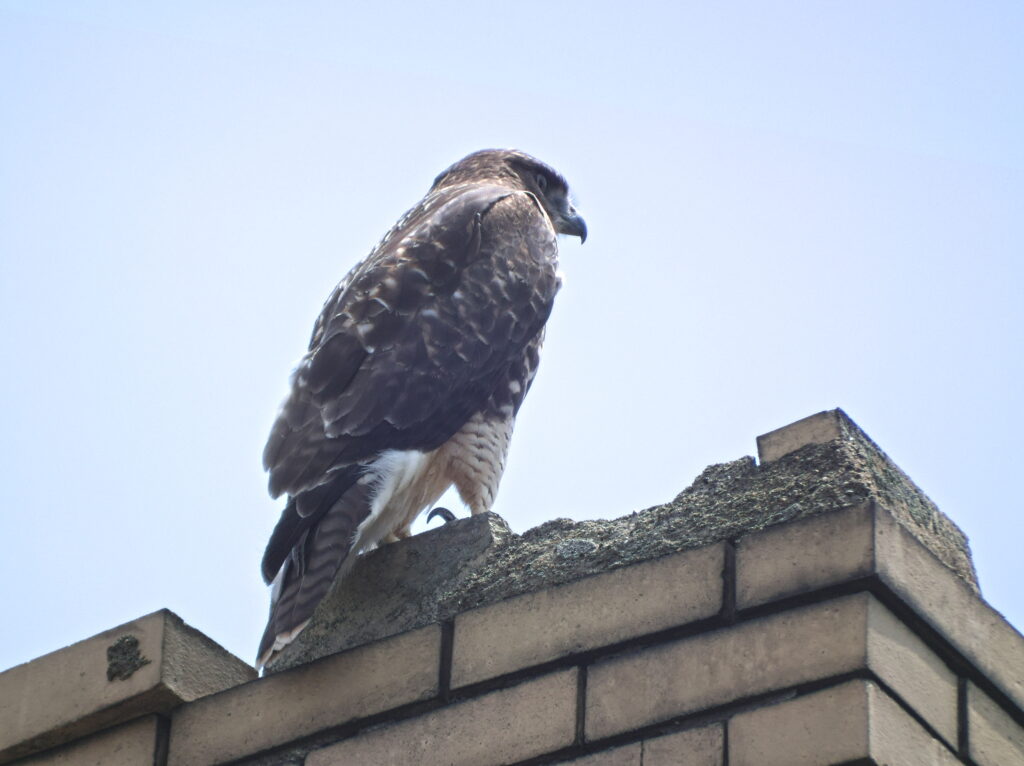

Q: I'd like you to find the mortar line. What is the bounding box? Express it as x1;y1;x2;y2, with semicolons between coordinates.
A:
439;619;455;703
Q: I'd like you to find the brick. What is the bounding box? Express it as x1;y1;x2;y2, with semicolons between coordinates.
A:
586;593;872;739
735;500;1024;717
168;624;439;765
736;503;875;609
643;724;724;765
967;683;1024;766
867;683;963;766
875;509;1024;711
452;544;724;688
15;717;161;766
586;592;956;744
555;743;641;765
756;410;843;463
553;724;723;766
866;596;958;747
0;610;253;763
306;669;577;766
730;679;960;766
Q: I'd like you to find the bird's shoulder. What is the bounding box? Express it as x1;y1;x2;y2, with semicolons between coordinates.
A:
307;183;550;352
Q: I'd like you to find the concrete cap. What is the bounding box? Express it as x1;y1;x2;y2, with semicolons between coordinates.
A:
756;409;846;463
265;511;513;673
267;408;978;673
0;609;254;763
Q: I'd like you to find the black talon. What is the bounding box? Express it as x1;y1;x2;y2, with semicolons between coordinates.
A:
427;507;457;525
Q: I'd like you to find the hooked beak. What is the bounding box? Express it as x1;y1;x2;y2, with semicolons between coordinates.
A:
556;206;588;244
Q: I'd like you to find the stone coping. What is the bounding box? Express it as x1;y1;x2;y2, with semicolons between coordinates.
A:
0;610;254;763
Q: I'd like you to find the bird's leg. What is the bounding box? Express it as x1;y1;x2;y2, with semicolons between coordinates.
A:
426;506;458;525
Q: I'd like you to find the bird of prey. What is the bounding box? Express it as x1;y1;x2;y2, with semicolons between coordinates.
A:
258;149;586;665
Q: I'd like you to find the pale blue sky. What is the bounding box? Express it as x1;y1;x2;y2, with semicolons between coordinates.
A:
1;2;1021;671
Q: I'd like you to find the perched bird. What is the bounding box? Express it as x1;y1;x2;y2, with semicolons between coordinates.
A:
258;149;586;666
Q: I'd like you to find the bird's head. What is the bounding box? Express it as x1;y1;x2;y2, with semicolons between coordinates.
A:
433;149;587;243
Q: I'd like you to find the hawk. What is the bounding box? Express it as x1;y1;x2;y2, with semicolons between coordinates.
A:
258;149;586;665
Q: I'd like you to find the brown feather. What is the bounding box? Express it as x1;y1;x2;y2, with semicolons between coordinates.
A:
258;150;583;665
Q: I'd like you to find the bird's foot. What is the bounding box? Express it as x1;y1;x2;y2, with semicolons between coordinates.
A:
426;506;457;525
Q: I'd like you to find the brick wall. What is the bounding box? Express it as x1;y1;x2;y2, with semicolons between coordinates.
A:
3;411;1022;765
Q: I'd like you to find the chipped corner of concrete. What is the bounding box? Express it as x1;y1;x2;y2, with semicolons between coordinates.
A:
266;408;979;673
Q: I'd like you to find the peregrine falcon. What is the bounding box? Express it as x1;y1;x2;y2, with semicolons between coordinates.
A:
258;149;586;665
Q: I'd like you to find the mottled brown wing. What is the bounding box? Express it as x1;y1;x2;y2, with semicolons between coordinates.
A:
259;186;560;582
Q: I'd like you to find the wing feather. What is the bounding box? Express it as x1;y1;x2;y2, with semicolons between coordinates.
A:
260;185;559;582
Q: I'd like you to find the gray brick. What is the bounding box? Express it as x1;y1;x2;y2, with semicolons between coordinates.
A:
168;625;439;765
555;743;641;765
736;503;875;609
306;669;577;766
643;724;723;765
866;596;958;747
15;717;160;766
453;544;724;687
730;679;961;766
585;592;956;744
736;500;1024;717
968;682;1024;766
553;723;723;766
0;610;252;763
875;509;1024;711
586;594;872;739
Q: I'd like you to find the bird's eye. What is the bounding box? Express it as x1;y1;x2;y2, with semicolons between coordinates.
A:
535;173;548;192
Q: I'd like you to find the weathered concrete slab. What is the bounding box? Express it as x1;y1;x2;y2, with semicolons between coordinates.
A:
757;410;844;462
445;408;976;616
0;610;254;764
265;511;512;673
266;408;979;673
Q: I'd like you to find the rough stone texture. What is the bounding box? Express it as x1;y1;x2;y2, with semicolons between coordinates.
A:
447;409;975;614
751;409;975;590
14;717;161;766
452;543;724;688
265;511;510;673
305;669;578;766
168;625;439;766
268;409;977;673
730;680;961;766
967;682;1024;766
642;724;724;766
0;609;253;764
444;407;970;610
158;611;256;700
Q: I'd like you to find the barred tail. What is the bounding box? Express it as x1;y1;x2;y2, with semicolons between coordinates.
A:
257;477;374;668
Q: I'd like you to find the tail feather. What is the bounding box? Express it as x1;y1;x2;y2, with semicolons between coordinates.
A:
260;468;361;583
257;477;375;667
